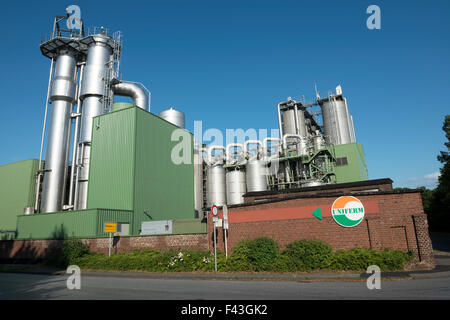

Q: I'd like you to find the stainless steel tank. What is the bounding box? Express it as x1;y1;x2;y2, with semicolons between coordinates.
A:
282;107;307;137
158;107;185;129
245;160;268;192
76;34;114;210
320;98;352;146
226;169;246;205
206;165;226;207
40;51;78;213
312;134;326;152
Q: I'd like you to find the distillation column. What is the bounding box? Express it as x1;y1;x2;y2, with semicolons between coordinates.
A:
40;50;78;213
75;34;114;209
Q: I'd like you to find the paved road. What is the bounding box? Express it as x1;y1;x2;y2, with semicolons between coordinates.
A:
0;272;449;300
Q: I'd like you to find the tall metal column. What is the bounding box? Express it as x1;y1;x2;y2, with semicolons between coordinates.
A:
40;50;78;213
76;35;114;210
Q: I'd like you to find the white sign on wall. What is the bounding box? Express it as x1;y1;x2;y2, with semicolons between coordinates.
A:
140;220;173;235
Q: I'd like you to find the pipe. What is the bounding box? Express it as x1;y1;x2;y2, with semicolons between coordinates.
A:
263;137;281;157
293;104;300;135
277;102;283;140
68;63;84;209
244;140;262;160
208;145;226;166
35;57;55;213
282;134;302;150
112;81;149;111
225;143;244;164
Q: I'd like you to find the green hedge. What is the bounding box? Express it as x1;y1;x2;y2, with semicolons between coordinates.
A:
51;237;415;272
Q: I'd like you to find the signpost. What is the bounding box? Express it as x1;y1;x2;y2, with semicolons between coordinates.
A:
211;205;218;272
223;205;229;259
104;222;117;257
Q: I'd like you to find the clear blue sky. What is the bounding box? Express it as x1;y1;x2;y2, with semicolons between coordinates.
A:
0;0;449;189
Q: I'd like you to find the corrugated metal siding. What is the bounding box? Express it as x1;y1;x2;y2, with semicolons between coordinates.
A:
96;209;133;237
0;159;39;231
87;108;136;210
332;143;369;183
16;209;134;239
16;210;98;239
133;108;195;235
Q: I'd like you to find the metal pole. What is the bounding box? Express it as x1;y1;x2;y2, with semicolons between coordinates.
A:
214;222;217;272
34;58;55;212
224;229;228;259
109;232;112;258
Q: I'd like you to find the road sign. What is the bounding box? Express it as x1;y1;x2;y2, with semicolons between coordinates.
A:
223;205;229;230
104;222;117;233
211;205;219;217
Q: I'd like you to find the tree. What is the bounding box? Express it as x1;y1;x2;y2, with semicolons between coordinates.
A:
428;115;450;232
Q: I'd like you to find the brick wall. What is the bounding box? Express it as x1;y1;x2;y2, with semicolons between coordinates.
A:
208;191;435;268
0;233;209;262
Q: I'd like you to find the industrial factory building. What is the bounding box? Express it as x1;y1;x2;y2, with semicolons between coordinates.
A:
0;12;434;268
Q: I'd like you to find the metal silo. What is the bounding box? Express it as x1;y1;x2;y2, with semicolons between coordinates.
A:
319;94;352;146
158;107;185;129
226;168;246;205
282;108;307;137
245;160;268;192
40;51;78;213
75;32;115;210
206;165;227;208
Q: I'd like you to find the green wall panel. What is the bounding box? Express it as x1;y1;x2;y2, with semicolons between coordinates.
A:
87;107;195;236
133;108;195;235
172;219;206;234
0;159;39;231
87;108;136;211
16;209;134;240
331;143;369;183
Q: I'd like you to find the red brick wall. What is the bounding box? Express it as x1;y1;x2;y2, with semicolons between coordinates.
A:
208;191;434;268
0;234;209;262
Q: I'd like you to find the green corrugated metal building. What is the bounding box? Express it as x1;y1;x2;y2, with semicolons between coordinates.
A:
330;143;369;183
87;105;196;235
11;105;196;239
0;159;39;233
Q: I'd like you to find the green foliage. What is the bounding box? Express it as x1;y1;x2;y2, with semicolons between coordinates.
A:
56;238;415;273
329;248;414;271
47;238;90;268
426;115;450;232
228;237;280;271
282;239;333;271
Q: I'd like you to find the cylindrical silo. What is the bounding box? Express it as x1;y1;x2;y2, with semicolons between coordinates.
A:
245;160;268;192
76;34;114;210
158;107;185;129
40;51;78;213
226;169;246;205
206;165;226;208
282;107;307;137
319;98;352;146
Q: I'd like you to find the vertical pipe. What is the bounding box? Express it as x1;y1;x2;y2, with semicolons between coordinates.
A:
68;64;84;208
34;58;55;212
40;51;78;213
277;103;283;140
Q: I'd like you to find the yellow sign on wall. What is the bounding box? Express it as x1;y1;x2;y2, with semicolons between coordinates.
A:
104;222;117;233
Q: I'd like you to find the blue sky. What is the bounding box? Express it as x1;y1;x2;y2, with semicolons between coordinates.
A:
0;0;449;189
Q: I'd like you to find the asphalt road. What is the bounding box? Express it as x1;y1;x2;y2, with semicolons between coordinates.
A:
0;272;449;300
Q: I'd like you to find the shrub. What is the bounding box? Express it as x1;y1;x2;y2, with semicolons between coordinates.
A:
228;237;280;271
282;239;333;271
47;238;90;268
329;248;414;271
